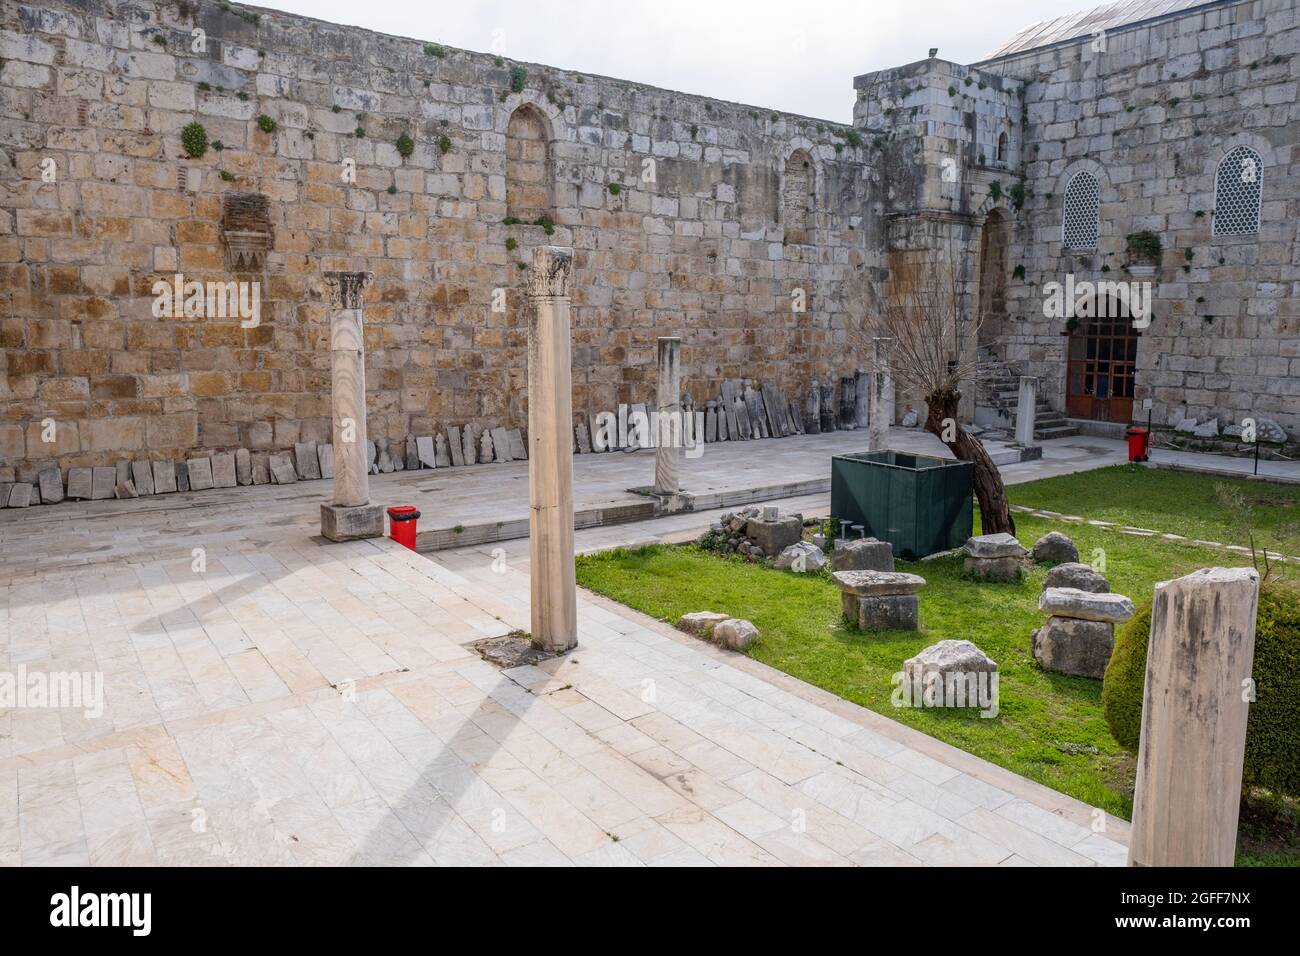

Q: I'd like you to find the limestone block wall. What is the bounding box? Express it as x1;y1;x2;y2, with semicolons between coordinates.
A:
0;0;878;474
974;0;1300;437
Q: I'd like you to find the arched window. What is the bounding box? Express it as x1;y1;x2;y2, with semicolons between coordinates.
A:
782;149;814;243
997;131;1008;164
1062;171;1100;249
1213;145;1262;237
505;104;552;221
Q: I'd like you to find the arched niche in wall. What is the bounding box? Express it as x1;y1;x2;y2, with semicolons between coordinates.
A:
505;103;554;222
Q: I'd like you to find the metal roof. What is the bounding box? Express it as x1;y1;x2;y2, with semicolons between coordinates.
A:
980;0;1224;60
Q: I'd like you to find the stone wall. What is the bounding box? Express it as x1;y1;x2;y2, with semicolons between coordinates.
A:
975;0;1300;437
0;0;878;475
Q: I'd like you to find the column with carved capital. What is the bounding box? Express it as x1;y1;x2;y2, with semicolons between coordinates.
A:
527;247;578;652
321;271;384;541
653;336;682;496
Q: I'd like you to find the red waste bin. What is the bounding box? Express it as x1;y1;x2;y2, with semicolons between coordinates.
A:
1126;426;1150;463
387;506;421;551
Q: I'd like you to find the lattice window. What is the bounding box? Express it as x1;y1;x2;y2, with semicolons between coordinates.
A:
1213;146;1262;237
1062;172;1099;249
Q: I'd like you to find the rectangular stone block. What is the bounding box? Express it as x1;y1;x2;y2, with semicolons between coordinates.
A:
131;459;155;495
268;452;296;484
235;448;252;485
6;483;31;508
91;466;116;499
317;444;334;479
745;514;802;557
38;467;64;504
858;594;919;631
491;426;513;462
294;442;321;480
115;459;131;488
175;461;189;492
153;459;177;494
320;503;384;542
507;428;527;460
115;479;138;499
211;451;237;488
251;453;270;485
448;426;464;466
187;457;214;491
416;436;435;468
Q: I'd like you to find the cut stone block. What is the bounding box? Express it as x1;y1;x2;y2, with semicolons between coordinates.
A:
131;460;155;496
175;462;190;493
902;640;998;709
963;555;1024;581
115;459;131;489
7;483;31;508
1032;531;1079;565
1032;616;1115;679
507;428;527;460
366;440;378;474
713;618;759;651
317;444;334;480
448;426;464;466
833;570;926;631
1039;588;1135;624
434;434;451;467
965;533;1028;559
92;467;117;499
574;423;591;454
211;452;237;488
832;537;894;573
677;611;729;638
320;503;384;542
405;435;420;471
268;453;297;484
1044;562;1109;593
38;468;64;504
745;513;802;557
857;594;919;631
153;460;177;494
251;453;271;485
491;426;513;462
115;479;138;499
66;468;93;500
416;436;436;468
377;445;393;473
461;426;477;465
294;442;321;480
236;448;253;485
0;484;11;506
773;541;827;572
832;569;926;596
187;457;215;491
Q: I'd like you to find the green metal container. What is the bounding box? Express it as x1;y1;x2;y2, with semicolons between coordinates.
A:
830;450;974;560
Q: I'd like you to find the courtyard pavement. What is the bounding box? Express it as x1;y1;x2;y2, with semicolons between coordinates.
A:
0;429;1140;866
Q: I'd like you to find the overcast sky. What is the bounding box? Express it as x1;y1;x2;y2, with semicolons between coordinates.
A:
257;0;1090;122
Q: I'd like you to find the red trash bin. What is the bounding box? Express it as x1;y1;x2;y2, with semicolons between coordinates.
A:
387;506;421;551
1126;426;1150;463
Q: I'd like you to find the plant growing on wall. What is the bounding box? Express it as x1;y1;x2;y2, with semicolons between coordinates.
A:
256;114;276;133
424;43;446;58
510;65;527;94
438;135;451;154
181;122;208;158
1126;230;1162;264
1009;180;1026;211
395;133;414;157
988;180;1002;201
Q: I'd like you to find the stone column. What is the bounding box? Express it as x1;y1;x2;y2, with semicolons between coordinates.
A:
868;338;893;452
527;247;578;653
854;367;870;428
321;271;384;541
654;336;682;496
1015;375;1038;447
1128;567;1259;867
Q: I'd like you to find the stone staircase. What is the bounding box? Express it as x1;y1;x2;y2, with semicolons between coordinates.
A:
981;371;1080;441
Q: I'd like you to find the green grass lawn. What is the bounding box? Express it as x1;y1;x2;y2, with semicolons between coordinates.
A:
576;464;1299;864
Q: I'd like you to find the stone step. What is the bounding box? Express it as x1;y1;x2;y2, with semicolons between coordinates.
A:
1036;425;1081;439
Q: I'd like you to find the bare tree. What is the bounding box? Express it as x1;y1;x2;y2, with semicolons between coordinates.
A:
848;241;1016;535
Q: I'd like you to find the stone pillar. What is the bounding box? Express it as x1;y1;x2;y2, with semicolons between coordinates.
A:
1128;567;1259;867
321;271;384;541
1015;375;1038;447
654;336;682;495
527;247;578;653
868;338;893;452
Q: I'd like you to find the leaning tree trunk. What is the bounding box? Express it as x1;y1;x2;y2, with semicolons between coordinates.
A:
924;387;1016;536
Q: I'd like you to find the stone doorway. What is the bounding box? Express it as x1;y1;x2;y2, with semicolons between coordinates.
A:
1066;306;1137;423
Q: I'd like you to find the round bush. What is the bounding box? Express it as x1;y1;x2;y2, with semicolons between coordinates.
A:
1103;581;1300;798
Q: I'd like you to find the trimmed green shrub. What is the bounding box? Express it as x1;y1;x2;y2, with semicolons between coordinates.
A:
1104;583;1300;798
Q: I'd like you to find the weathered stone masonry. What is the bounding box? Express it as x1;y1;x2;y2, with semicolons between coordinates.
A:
0;0;879;477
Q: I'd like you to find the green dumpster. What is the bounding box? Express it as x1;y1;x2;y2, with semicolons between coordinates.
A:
830;450;974;560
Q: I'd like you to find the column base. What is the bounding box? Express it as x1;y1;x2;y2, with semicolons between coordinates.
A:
321;503;385;542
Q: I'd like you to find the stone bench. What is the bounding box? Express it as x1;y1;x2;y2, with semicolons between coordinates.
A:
832;570;926;631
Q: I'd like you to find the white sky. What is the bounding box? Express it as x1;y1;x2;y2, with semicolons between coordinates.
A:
255;0;1090;122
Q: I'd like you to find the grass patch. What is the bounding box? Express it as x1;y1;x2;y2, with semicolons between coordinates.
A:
578;469;1295;863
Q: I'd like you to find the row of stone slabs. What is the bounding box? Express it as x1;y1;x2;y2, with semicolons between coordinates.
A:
0;425;533;508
